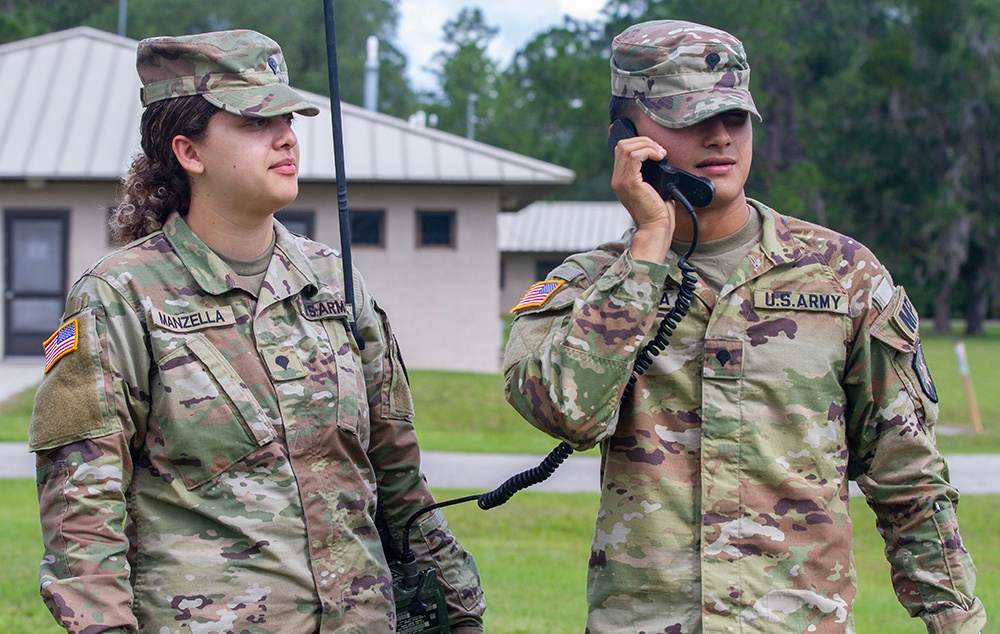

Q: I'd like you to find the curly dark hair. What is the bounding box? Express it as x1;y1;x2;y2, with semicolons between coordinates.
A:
109;96;219;245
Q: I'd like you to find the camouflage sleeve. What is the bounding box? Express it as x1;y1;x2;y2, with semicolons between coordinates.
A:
29;275;150;633
353;270;485;629
503;248;670;450
845;283;986;633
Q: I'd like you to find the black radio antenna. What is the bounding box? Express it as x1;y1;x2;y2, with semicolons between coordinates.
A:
323;0;364;349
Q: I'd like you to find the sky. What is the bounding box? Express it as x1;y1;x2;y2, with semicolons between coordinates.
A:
396;0;605;91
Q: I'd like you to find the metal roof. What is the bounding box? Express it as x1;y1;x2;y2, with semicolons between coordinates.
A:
0;26;574;210
498;200;634;252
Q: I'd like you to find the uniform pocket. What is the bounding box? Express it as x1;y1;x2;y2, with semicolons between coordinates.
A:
371;301;414;422
320;315;367;437
928;501;977;606
156;333;275;489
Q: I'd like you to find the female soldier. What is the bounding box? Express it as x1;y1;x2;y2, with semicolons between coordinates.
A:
29;30;484;633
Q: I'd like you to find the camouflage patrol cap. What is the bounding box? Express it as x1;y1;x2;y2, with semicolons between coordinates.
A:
136;29;319;118
611;20;761;129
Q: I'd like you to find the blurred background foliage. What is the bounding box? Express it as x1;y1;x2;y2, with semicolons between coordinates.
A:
3;0;999;331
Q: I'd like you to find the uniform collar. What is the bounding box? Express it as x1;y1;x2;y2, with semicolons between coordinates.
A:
655;200;800;266
654;199;806;301
162;213;324;300
753;199;805;266
265;220;330;304
713;200;805;296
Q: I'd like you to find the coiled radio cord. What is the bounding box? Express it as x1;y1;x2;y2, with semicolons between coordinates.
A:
396;185;700;586
623;182;699;400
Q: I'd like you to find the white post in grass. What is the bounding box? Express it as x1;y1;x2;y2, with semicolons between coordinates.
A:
953;339;983;434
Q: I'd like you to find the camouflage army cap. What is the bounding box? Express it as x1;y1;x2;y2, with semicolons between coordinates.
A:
137;30;319;118
611;20;761;129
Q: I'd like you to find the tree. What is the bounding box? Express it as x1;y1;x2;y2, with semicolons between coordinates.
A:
0;5;39;42
7;0;1000;329
0;0;418;118
483;17;610;199
1;0;113;42
422;7;500;138
808;0;1000;332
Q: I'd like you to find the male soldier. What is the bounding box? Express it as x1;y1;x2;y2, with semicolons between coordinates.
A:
503;19;985;633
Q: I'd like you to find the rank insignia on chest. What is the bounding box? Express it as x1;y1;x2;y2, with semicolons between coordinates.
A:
511;279;564;313
262;345;307;381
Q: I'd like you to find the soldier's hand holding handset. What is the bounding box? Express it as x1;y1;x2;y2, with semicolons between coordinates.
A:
610;131;677;264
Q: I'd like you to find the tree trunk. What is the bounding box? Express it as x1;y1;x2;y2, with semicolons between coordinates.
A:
933;287;952;334
965;294;986;336
964;243;995;337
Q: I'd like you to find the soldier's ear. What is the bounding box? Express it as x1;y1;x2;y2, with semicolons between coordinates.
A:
171;134;205;175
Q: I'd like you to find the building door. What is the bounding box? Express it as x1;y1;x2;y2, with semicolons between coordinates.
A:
4;210;68;356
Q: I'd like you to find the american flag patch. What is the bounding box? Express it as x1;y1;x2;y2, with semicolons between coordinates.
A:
511;279;564;313
43;319;78;374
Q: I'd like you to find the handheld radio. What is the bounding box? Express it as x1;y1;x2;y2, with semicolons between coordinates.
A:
392;565;449;634
608;119;715;207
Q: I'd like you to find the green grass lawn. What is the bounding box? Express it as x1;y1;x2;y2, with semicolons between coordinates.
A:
0;385;37;442
4;478;994;633
411;326;1000;455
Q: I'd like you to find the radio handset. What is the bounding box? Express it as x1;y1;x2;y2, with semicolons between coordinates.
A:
608;118;715;208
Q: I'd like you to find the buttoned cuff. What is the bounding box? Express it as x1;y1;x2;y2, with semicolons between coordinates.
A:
921;597;986;634
623;248;670;285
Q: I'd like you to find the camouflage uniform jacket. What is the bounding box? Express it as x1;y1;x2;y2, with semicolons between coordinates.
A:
30;213;485;633
503;201;985;633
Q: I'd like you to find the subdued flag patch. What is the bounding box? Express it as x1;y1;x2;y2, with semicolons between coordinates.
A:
894;295;919;343
511;279;564;313
43;319;78;374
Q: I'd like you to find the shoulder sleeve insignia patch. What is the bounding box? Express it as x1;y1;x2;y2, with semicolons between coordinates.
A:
511;279;565;313
43;319;79;374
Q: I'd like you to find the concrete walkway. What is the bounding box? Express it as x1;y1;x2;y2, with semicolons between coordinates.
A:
0;440;604;488
426;451;1000;495
0;356;45;401
4;441;1000;495
0;357;607;488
